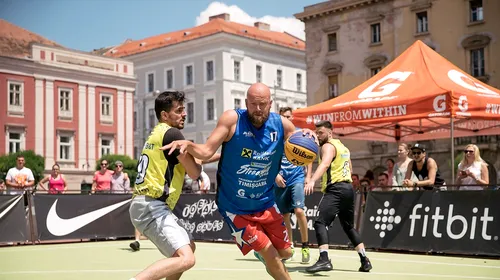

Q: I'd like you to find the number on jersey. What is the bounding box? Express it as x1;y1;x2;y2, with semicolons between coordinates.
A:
342;161;350;177
135;154;150;185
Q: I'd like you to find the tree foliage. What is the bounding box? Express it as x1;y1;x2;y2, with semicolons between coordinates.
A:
0;150;45;183
95;154;138;186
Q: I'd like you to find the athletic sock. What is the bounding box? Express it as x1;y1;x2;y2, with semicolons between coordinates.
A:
319;249;329;261
357;247;367;261
302;242;309;248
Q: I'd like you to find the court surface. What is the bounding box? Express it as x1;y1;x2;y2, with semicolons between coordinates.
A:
0;240;499;280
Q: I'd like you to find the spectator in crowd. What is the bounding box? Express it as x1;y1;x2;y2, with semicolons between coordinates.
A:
362;170;375;190
372;173;390;192
38;164;67;194
392;143;417;190
351;174;360;191
359;179;370;208
5;155;35;195
386;159;394;186
91;159;113;194
456;144;489;190
197;170;211;194
0;179;5;194
111;160;131;193
402;143;445;190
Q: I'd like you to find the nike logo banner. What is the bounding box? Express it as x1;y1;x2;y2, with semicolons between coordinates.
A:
0;195;29;243
34;194;134;240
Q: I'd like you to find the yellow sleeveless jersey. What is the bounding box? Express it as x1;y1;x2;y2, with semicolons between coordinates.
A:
320;138;352;192
134;123;185;210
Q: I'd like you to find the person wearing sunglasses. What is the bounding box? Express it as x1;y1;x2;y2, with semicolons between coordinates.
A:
455;144;489;190
111;160;131;194
402;143;445;190
91;160;113;194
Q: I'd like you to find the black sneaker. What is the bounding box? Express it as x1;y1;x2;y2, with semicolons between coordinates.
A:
305;258;333;273
129;241;140;252
359;257;372;272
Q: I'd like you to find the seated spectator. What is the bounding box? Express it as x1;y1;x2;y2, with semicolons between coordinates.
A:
111;160;131;193
456;144;489;190
372;172;391;192
402;143;446;190
38;164;67;194
5;155;35;195
0;179;5;194
92;159;113;194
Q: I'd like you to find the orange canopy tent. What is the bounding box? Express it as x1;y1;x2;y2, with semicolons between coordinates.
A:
292;40;500;180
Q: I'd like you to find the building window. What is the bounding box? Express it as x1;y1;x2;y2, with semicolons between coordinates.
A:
166;69;173;89
256;65;262;83
234;61;241;81
471;48;485;77
207;98;215;121
8;132;21;153
371;67;381;77
147;73;154;92
101;94;113;122
296;73;302;92
148;109;155;129
371;23;381;43
234;98;241;109
328;33;337;52
8;81;23;113
470;0;483;22
277;69;282;88
416;11;428;33
59;135;72;161
59;88;72;118
133;111;137;130
101;139;111;156
187;102;194;124
328;75;339;99
206;60;214;82
185;65;193;86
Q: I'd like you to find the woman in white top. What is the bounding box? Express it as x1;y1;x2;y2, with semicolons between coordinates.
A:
391;143;417;190
456;144;489;190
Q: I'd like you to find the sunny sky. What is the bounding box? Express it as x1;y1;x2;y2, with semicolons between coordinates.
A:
0;0;319;52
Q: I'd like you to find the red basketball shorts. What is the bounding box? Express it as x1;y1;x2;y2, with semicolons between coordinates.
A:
220;204;291;255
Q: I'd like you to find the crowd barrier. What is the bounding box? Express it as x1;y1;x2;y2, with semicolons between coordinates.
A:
1;190;498;257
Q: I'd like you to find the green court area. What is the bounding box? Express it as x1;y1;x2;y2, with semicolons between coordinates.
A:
0;241;499;280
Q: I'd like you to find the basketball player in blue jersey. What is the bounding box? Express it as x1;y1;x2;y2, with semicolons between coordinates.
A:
162;83;315;280
275;107;310;264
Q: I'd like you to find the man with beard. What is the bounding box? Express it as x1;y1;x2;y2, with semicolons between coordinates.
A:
162;83;314;280
128;91;202;280
304;120;372;273
402;143;445;190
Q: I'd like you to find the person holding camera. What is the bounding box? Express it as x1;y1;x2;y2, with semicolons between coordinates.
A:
456;144;489;190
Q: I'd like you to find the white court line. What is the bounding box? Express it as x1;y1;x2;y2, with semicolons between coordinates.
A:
0;268;499;279
327;253;500;269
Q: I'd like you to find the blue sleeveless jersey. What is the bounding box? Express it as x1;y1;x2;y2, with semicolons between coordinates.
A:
217;109;284;215
279;153;305;186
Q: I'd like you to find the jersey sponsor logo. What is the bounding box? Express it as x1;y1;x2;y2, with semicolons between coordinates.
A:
243;131;254;138
46;199;132;236
241;148;252;158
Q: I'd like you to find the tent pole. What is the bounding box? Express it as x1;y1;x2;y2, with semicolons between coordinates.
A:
450;117;455;189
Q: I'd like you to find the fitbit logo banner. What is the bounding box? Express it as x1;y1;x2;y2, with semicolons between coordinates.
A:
370;201;497;241
409;204;497;241
369;201;402;238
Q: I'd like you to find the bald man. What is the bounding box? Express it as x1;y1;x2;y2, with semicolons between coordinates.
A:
162;83;313;279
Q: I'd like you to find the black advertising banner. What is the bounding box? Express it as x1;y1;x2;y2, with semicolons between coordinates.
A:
290;192;351;246
173;193;352;246
0;195;28;243
362;191;500;256
34;194;134;240
173;194;231;241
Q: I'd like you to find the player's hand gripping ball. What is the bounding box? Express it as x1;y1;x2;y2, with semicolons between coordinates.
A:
285;130;319;166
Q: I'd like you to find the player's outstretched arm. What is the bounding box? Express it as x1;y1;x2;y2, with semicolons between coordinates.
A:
161;110;237;160
304;143;335;195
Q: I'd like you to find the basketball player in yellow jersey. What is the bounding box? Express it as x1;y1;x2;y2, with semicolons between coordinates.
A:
128;91;201;280
304;120;372;274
